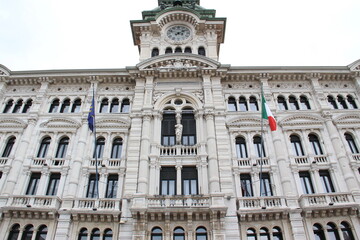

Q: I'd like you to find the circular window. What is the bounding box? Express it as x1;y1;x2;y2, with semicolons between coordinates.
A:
174;99;183;105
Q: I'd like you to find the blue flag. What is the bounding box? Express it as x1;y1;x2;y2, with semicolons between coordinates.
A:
88;96;95;132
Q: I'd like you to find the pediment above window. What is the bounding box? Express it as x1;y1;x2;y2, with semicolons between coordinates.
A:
333;114;360;128
0;118;26;130
227;117;262;130
279;114;324;129
40;118;81;129
95;117;130;130
0;64;11;76
137;55;220;71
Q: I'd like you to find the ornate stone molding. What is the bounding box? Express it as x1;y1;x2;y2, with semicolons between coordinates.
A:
40;118;81;129
0;118;27;129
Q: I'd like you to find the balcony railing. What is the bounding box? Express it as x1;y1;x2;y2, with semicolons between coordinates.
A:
292;155;329;165
31;158;66;166
299;193;354;208
238;196;287;209
236;157;270;167
89;158;123;167
73;198;121;211
147;196;210;208
7;195;61;209
0;157;9;165
159;145;198;156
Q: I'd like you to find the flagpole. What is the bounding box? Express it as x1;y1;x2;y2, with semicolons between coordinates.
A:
92;83;100;199
259;83;264;197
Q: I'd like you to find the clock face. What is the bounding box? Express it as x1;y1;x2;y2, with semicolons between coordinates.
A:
166;25;191;42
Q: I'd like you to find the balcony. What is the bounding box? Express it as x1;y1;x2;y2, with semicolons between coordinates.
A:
236;157;270;167
1;195;61;219
89;158;124;167
147;195;210;208
292;155;329;165
237;196;289;221
31;158;67;167
0;157;9;165
299;193;358;217
159;144;198;156
71;198;122;222
352;153;360;161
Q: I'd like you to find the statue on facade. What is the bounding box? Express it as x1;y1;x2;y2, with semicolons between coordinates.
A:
175;123;183;144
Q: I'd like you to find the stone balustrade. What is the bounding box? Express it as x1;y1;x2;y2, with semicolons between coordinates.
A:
89;158;124;167
73;198;121;211
0;157;9;165
292;155;329;165
159;144;198;156
238;196;287;209
7;195;61;209
147;195;210;208
352;153;360;161
299;193;354;208
31;158;66;166
236;157;269;167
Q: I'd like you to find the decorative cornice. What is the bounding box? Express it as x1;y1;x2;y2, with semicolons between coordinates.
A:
279;114;325;128
40;118;81;129
95;117;131;129
0;118;27;129
333;113;360;128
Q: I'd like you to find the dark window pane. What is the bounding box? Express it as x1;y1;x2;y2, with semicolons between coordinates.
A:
37;137;51;158
184;47;192;53
55;137;69;158
87;174;99;198
345;133;359;154
309;134;323;155
2;137;16;158
198;47;206;56
249;96;259;111
46;173;61;196
106;174;118;198
100;98;109;113
160;167;176;195
290;135;304;156
121;99;130;113
236;137;248;158
228;97;237;111
78;228;88;240
22;99;33;113
165;47;172;54
71;99;82;113
21;225;34;240
240;174;253;197
35;225;48;240
111;138;122;159
260;173;273;196
347;95;357;109
7;224;20;240
337;95;348;109
181;111;196;145
12;99;23;113
340;222;355;240
289;96;299;110
60;99;71;113
49;99;60;113
182;167;198;195
319;170;335;193
152;48;159;57
93;137;105;159
277;96;288;110
253;136;266;158
299;171;315;194
239;96;248;111
3;99;14;113
26;173;41;195
162;112;176;146
110;98;120;113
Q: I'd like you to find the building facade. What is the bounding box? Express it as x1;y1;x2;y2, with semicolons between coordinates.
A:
1;0;360;239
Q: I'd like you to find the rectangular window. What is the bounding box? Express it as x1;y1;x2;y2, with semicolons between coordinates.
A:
181;111;196;146
299;171;315;194
105;174;118;198
240;174;253;197
46;173;61;196
160;167;176;195
182;167;198;195
86;174;99;198
319;170;335;193
26;172;41;195
161;112;176;146
260;173;273;196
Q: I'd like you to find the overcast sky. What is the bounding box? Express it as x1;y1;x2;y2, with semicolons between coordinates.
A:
1;0;360;71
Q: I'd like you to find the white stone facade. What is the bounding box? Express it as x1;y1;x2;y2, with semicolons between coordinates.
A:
1;1;360;240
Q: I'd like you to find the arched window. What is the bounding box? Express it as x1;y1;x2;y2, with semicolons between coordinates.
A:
121;98;130;113
55;137;69;158
253;136;266;158
165;47;173;54
313;224;326;240
327;95;338;109
37;137;51;158
12;99;23;113
110;98;120;113
152;48;159;57
21;224;34;240
2;136;16;158
277;96;288;110
162;110;176;146
78;228;88;240
198;47;206;56
345;133;359;154
228;97;237;111
337;95;348;109
151;227;163;240
175;47;182;53
260;227;270;240
181;109;196;145
300;95;311;110
308;134;323;155
290;135;304;156
49;99;60;113
272;227;283;240
103;229;113;240
196;227;207;240
173;227;185;240
236;137;248;158
71;99;82;113
100;98;109;113
289;96;299;110
239;96;248;111
327;222;340;240
93;137;105;159
340;222;355;240
7;224;20;240
3;99;13;113
60;98;71;113
347;95;357;109
111;138;123;159
90;228;100;240
249;96;259;111
22;99;33;113
246;228;257;240
35;225;48;240
184;47;192;53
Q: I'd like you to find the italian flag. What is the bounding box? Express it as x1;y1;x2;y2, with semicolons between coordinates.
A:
261;94;277;131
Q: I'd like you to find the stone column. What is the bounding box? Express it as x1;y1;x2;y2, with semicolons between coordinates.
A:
323;112;360;193
57;169;69;198
176;164;182;195
205;113;220;193
3;116;37;195
289;210;307;239
66;118;89;198
37;170;50;195
137;114;151;194
54;213;72;240
310;168;322;193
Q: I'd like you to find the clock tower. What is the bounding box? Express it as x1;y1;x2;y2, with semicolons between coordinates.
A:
130;0;226;62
